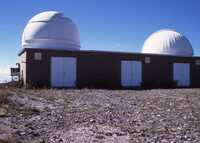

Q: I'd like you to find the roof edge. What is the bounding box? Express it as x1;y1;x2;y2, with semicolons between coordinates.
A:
18;48;200;58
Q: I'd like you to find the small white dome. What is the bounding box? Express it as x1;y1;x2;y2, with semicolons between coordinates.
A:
22;11;81;50
142;29;193;56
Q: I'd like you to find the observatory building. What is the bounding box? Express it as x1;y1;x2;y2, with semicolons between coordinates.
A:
19;11;200;88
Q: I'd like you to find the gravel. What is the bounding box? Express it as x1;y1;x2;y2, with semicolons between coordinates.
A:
0;88;200;142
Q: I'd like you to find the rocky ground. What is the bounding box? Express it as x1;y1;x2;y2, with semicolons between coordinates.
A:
0;88;200;143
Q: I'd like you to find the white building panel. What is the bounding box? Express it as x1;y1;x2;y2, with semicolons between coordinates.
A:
173;63;190;87
51;57;77;87
63;58;77;87
121;60;142;87
19;52;27;84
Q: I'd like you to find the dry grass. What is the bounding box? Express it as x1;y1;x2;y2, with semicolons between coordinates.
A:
0;131;16;143
0;89;10;117
0;89;9;106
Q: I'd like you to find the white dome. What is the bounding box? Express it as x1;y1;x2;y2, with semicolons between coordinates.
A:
22;11;81;50
142;29;193;56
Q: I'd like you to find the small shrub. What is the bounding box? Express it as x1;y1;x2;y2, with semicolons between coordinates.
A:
0;89;9;106
0;89;9;117
0;131;17;143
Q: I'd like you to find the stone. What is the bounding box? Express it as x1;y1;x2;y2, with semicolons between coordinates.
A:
0;108;7;117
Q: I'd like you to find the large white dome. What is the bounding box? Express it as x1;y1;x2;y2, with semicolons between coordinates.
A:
22;11;81;50
142;29;193;56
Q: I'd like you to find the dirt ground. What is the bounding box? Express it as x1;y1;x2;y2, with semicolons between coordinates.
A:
0;88;200;143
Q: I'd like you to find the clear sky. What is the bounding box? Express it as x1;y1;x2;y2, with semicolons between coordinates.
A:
0;0;199;82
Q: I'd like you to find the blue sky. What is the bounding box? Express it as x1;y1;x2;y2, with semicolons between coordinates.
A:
0;0;200;82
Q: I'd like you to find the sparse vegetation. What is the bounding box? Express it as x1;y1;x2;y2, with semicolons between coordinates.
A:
0;89;9;117
0;89;9;105
0;88;200;142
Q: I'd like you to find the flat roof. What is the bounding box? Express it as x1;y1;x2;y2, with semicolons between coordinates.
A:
18;48;200;59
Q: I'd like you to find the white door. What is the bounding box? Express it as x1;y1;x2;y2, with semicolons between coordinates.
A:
51;57;63;87
51;57;77;87
63;58;77;87
173;63;190;87
121;60;142;87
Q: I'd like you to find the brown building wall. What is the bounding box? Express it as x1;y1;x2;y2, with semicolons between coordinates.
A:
77;53;121;88
142;55;172;87
19;48;200;88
